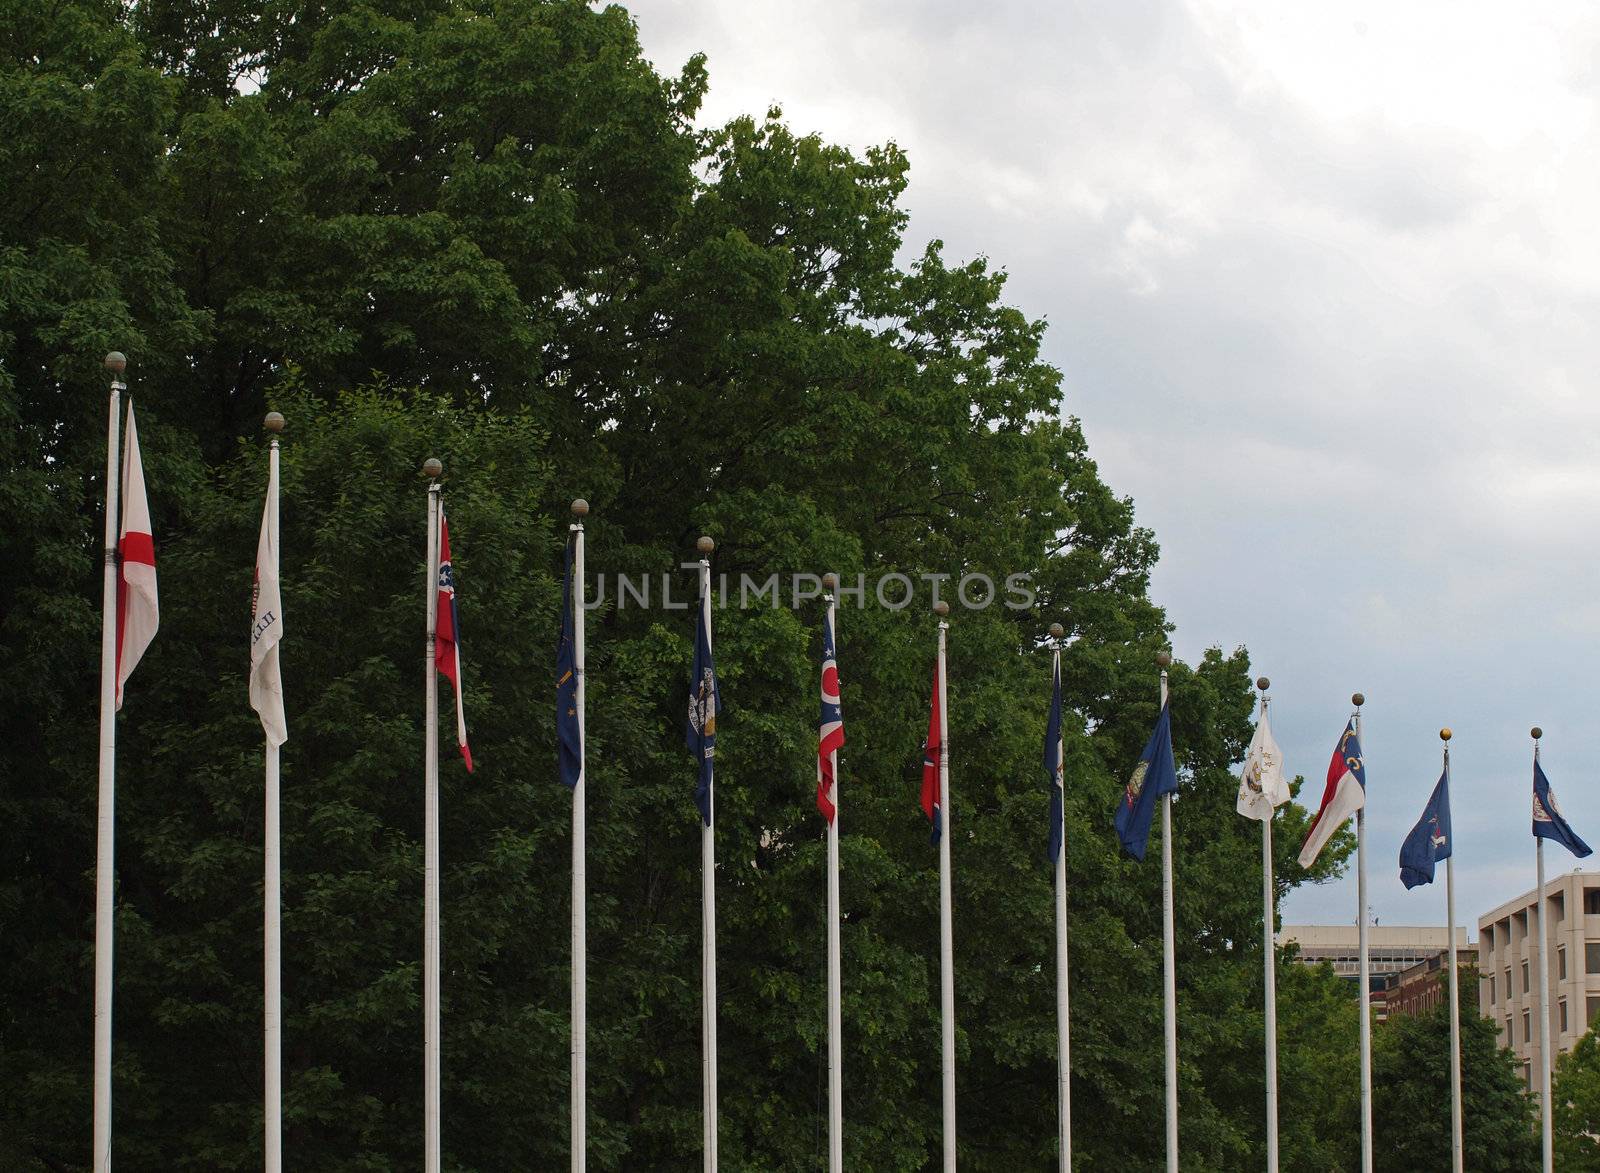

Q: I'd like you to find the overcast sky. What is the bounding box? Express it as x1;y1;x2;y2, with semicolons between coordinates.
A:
634;0;1600;930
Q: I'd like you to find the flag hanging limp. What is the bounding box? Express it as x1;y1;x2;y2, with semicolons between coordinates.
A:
920;658;942;846
1114;702;1178;861
1236;704;1289;821
1398;768;1451;889
249;453;286;746
435;504;472;771
115;403;158;708
685;581;719;826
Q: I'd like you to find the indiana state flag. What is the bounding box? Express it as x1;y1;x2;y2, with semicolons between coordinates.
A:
685;579;720;826
1398;767;1452;889
1114;701;1177;861
1534;760;1592;858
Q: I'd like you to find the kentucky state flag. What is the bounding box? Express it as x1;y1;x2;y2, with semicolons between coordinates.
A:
1114;702;1178;861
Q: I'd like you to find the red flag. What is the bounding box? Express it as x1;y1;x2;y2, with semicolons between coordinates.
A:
921;658;942;845
435;505;472;771
115;404;158;708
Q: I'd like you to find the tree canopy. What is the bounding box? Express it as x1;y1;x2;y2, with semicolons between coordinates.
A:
0;1;1428;1169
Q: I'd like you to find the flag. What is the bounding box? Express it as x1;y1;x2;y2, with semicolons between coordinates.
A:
435;504;472;771
920;658;942;846
1114;702;1178;860
1297;718;1365;868
249;453;286;746
816;610;844;822
556;533;581;788
1236;704;1290;820
685;578;720;826
1533;760;1592;858
1398;767;1451;889
1044;656;1064;862
115;403;158;708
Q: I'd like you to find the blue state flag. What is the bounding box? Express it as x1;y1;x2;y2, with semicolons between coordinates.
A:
556;535;581;788
1114;701;1178;861
1534;760;1592;858
1398;766;1452;889
1044;657;1064;862
685;581;720;826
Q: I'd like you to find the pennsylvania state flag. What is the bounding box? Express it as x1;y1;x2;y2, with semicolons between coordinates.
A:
1115;702;1178;860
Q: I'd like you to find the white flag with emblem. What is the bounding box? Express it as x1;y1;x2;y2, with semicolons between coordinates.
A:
250;456;286;746
1237;705;1289;820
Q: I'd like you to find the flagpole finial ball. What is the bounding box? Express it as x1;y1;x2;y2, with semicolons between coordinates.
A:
263;412;285;434
1155;651;1172;669
697;536;714;555
422;458;442;478
103;351;127;374
571;498;589;518
933;600;950;617
822;573;837;590
1532;726;1543;741
1440;728;1452;742
1352;692;1365;707
1256;676;1270;692
1048;622;1064;639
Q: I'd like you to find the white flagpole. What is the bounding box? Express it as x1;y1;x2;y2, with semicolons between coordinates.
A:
1353;693;1372;1173
1442;732;1461;1173
824;583;843;1173
1158;652;1177;1173
1534;730;1552;1173
571;499;588;1173
93;352;126;1173
1050;625;1069;1173
422;461;443;1173
264;414;285;1173
935;603;955;1172
697;538;718;1172
1257;680;1279;1173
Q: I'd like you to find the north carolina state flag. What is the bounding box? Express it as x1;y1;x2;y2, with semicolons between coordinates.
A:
115;405;158;708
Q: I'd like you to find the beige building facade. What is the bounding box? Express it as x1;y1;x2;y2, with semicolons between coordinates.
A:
1478;869;1600;1088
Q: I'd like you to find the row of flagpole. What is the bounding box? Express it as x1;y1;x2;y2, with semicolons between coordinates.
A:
88;352;1597;1172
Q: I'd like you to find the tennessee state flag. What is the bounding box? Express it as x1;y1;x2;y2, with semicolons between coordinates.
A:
1298;718;1365;868
816;611;844;822
921;658;942;845
115;403;158;708
435;504;472;771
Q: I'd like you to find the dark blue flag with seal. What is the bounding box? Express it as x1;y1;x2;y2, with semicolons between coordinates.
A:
1534;760;1592;858
1398;766;1452;889
556;533;581;788
1114;701;1178;860
685;580;720;826
1044;656;1064;862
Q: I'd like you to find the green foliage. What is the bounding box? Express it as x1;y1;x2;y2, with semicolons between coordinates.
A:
0;1;1366;1169
1554;1027;1600;1167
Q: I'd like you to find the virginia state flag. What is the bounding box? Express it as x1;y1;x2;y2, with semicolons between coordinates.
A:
556;534;581;788
1398;767;1451;889
1298;718;1365;868
816;611;844;822
685;579;720;826
1534;761;1592;858
1114;702;1177;860
115;403;158;708
435;504;472;771
1044;657;1064;862
920;658;942;846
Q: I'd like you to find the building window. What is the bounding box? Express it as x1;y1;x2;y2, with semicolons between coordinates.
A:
1561;999;1569;1033
1506;968;1513;998
1587;943;1600;974
1523;960;1531;993
1585;888;1600;915
1588;996;1600;1026
1560;947;1568;980
1489;975;1497;1004
1524;1009;1532;1043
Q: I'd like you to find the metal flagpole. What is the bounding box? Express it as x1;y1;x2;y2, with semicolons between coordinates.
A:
935;601;955;1172
1441;730;1461;1173
824;580;843;1173
698;537;718;1172
1158;651;1177;1173
1354;692;1371;1173
571;500;589;1173
1050;623;1070;1173
1535;728;1552;1173
1258;678;1279;1173
264;414;285;1173
93;351;126;1173
422;460;443;1173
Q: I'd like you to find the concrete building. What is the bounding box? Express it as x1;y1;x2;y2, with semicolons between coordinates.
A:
1384;949;1479;1020
1479;869;1600;1089
1278;925;1472;1021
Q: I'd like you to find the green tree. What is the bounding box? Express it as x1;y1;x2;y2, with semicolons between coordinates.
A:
1554;1026;1600;1167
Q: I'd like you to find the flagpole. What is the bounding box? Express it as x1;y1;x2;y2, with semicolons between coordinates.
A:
697;537;718;1172
1050;623;1070;1173
823;577;843;1173
1441;729;1461;1173
935;601;955;1172
571;500;589;1173
1533;727;1552;1173
264;413;285;1173
1157;651;1177;1173
93;351;126;1173
422;460;443;1173
1258;678;1279;1173
1353;692;1371;1173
